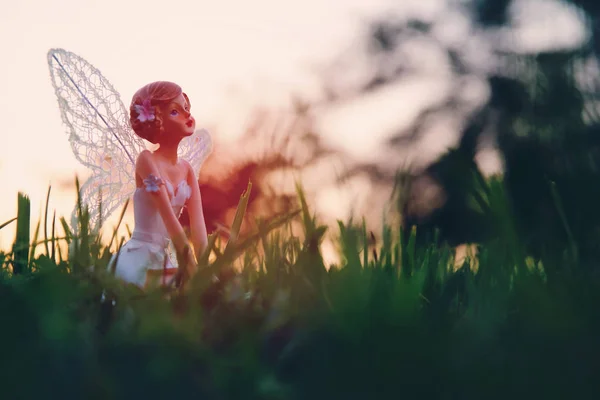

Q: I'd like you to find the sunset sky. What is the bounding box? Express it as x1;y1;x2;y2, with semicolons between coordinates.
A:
0;0;586;252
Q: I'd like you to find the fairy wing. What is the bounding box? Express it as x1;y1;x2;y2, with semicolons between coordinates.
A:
178;128;213;179
47;48;146;231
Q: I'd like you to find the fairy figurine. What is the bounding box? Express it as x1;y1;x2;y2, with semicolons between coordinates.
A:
108;81;208;288
47;49;213;289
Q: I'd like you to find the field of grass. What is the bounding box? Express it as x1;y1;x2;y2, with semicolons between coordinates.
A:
0;176;599;400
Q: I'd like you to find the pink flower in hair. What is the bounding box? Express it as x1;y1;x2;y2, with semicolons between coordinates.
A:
134;99;155;122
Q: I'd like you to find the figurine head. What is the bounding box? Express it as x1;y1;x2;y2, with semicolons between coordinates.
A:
129;81;195;144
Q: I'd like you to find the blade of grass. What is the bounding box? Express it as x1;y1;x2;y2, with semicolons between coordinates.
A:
28;219;41;267
226;181;252;248
0;217;17;231
60;217;73;244
57;239;64;264
105;198;130;255
362;219;368;268
12;192;30;275
548;179;577;260
51;210;57;263
43;185;51;256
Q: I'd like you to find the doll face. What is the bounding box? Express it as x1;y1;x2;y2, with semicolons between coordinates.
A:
161;93;195;138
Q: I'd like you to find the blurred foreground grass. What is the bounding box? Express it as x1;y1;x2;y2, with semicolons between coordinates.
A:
0;176;599;400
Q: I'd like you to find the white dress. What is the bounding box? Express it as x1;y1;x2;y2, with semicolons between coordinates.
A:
109;176;192;289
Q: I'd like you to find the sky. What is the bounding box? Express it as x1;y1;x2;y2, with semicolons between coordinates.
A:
0;0;588;253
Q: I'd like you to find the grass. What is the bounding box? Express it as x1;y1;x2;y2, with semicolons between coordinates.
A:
0;174;599;399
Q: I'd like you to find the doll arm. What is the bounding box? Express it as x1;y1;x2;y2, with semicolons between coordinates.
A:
135;150;191;255
184;160;209;259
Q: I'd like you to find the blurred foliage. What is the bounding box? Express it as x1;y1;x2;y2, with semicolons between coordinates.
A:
179;106;337;240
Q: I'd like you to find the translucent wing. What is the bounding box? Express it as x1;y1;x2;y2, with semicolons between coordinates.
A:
178;128;213;179
47;48;147;231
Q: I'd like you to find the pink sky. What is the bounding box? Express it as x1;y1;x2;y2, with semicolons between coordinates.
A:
0;0;587;255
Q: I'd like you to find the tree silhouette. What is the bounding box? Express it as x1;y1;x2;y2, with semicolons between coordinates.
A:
401;1;600;269
311;0;600;270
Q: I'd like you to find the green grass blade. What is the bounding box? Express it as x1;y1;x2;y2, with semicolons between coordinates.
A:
60;217;73;243
51;210;56;262
362;219;368;268
224;181;252;253
0;217;17;231
29;219;41;267
0;217;17;229
11;192;31;275
43;185;51;256
105;197;130;255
